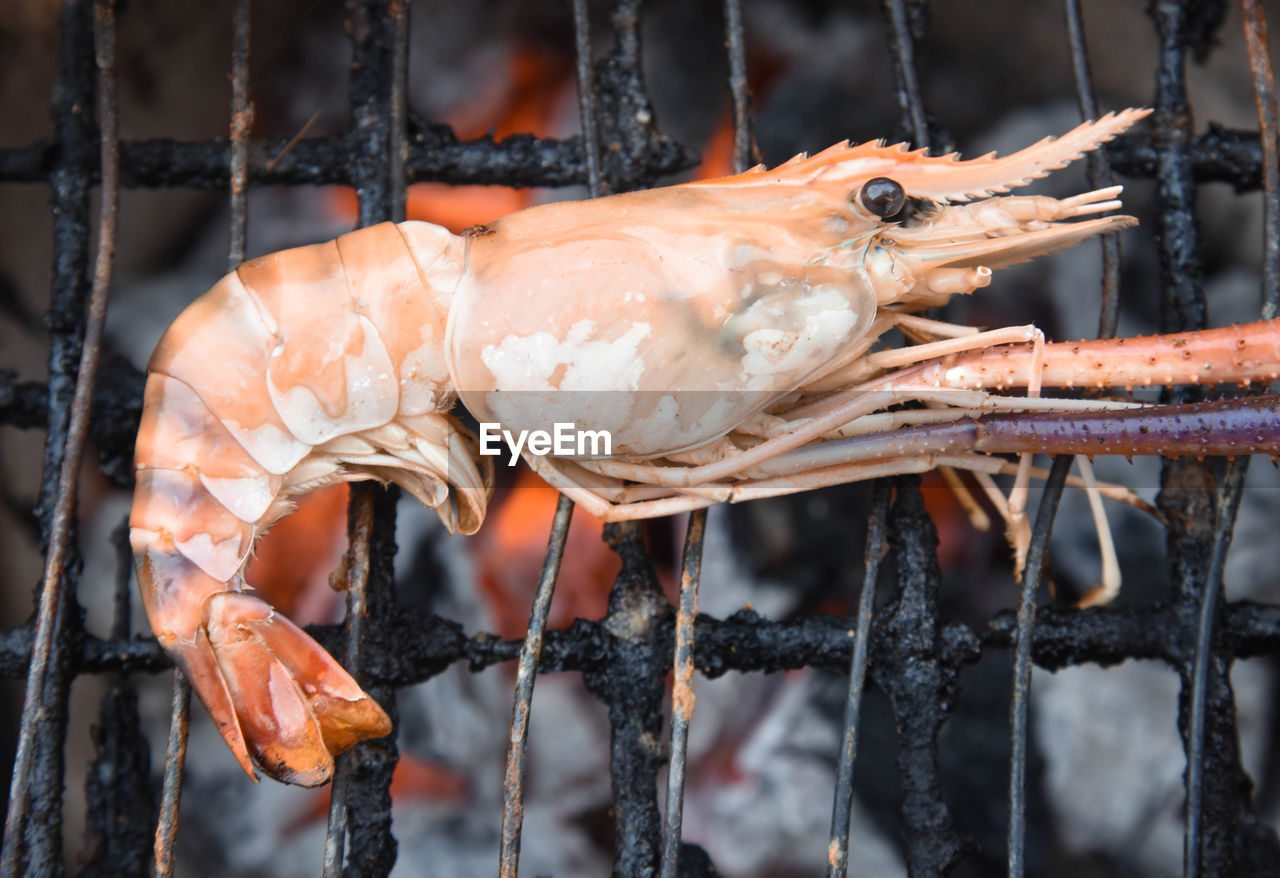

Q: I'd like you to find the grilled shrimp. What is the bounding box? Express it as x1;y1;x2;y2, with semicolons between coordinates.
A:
131;107;1280;785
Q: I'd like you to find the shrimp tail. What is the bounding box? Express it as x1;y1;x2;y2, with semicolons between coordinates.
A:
131;343;401;784
132;531;391;786
202;590;391;784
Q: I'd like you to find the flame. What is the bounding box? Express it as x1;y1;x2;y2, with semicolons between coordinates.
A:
695;110;739;181
918;471;977;571
246;483;349;625
473;465;621;641
451;46;574;141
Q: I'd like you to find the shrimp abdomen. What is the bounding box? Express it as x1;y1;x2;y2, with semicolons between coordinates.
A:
131;222;475;784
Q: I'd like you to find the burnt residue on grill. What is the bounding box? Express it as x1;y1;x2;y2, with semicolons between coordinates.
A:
874;476;980;874
78;523;155;878
583;521;673;875
1;1;1279;877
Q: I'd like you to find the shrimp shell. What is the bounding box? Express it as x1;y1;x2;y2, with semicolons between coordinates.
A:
131;107;1279;785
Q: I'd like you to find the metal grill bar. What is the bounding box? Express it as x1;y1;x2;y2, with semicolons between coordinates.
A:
227;0;251;270
3;127;1273;192
335;484;402;874
1063;0;1124;340
153;672;189;878
4;589;1275;676
656;3;757;868
859;5;977;874
155;4;254;867
1006;455;1073;877
1150;0;1208;336
323;488;375;877
659;510;706;878
0;136;699;190
883;0;930;148
572;0;603;199
1242;0;1280;318
1146;4;1273;876
880;476;977;874
496;1;602;870
587;522;668;874
1003;7;1133;872
826;480;890;877
78;521;153;877
1184;456;1251;877
321;5;412;872
498;494;573;878
2;2;117;873
722;0;759;169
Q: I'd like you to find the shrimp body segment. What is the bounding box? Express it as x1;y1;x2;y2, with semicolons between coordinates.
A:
132;107;1272;786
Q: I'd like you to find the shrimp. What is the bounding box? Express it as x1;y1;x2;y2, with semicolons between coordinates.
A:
131;107;1280;785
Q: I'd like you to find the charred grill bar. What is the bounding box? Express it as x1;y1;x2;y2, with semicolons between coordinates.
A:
2;1;112;874
1;1;1279;876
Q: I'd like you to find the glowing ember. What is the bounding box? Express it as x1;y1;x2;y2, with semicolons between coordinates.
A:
472;465;620;640
246;483;349;625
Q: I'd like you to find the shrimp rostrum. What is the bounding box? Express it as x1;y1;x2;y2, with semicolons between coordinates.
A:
131;106;1280;785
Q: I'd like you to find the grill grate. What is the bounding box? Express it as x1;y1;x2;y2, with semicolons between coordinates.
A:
1;1;1279;876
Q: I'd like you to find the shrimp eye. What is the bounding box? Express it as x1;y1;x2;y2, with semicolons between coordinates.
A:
859;177;905;218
